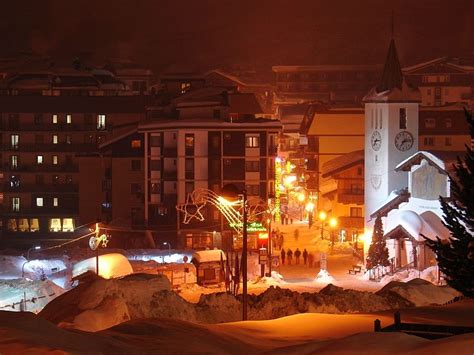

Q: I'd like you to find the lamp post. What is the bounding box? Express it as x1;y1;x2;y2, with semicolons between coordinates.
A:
221;184;248;321
22;246;41;278
163;242;171;261
319;210;327;239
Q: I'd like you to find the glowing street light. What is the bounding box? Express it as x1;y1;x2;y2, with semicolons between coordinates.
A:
319;210;327;222
22;246;41;278
163;242;171;260
329;217;338;228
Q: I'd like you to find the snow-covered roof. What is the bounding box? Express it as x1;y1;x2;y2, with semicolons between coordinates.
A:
395;151;446;173
384;210;450;241
322;150;364;178
192;250;226;263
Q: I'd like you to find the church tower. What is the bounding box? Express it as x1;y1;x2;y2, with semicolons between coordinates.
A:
363;39;421;226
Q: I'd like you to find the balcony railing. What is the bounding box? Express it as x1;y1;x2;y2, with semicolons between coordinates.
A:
1;143;97;153
3;163;79;173
338;216;364;229
2;183;79;193
2;123;98;131
338;190;364;205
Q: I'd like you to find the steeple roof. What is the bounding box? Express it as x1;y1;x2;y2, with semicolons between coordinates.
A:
377;38;403;93
363;38;421;103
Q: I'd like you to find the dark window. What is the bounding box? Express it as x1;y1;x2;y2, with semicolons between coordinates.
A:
185;182;194;196
52;175;59;185
245;184;260;196
34;114;43;125
84;114;93;125
150;135;161;147
245;160;260;172
66;175;73;184
150;159;160;171
150;182;160;194
35;134;43;144
35;175;44;185
131;183;142;194
213;109;221;119
399;108;407;129
131;160;141;171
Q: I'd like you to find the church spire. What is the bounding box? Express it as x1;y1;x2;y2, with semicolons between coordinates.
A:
377;38;404;93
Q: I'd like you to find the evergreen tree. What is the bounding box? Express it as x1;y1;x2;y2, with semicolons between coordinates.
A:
425;108;474;297
366;214;390;268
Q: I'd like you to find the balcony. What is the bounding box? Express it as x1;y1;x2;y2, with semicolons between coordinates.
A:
162;170;177;180
162;147;177;157
1;143;97;153
2;123;98;132
338;216;364;229
2;183;79;193
3;163;79;173
338;189;364;205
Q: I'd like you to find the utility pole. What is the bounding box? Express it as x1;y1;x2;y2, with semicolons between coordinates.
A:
242;189;248;321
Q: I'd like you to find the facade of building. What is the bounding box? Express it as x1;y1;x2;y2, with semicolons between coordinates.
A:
139;90;281;250
0;96;150;247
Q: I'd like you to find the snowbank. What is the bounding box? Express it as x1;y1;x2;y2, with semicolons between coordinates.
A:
377;278;461;306
0;279;65;313
314;269;335;283
192;249;226;263
252;271;287;287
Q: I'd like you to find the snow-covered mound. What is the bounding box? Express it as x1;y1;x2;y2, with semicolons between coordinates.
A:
252;271;287;287
0;279;65;313
72;253;133;279
314;269;335;283
377;278;461;306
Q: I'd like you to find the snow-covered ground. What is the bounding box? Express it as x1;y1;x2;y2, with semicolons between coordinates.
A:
1;299;473;354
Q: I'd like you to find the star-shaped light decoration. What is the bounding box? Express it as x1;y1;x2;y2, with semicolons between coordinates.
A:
176;193;206;224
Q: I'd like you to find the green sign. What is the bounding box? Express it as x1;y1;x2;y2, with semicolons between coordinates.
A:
229;221;267;232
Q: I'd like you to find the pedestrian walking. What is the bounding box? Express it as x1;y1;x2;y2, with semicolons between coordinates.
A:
308;253;314;268
295;248;301;265
287;249;293;265
280;248;286;265
303;249;308;265
279;233;284;250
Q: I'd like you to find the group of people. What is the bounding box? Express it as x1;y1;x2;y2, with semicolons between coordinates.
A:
280;248;315;267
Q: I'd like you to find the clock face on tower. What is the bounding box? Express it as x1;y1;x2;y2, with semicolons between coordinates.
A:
394;131;414;151
371;131;381;151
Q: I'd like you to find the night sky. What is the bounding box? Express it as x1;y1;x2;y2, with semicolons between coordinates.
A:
1;0;472;74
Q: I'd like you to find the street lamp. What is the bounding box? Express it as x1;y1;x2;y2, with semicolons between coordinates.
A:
163;242;171;261
22;246;41;278
221;184;248;321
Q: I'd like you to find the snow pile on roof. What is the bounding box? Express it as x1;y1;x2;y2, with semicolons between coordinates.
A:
380;266;440;284
0;255;67;280
0;279;65;313
192;250;226;263
72;253;133;279
395;150;446;172
377;278;461;306
385;210;450;241
314;269;335;283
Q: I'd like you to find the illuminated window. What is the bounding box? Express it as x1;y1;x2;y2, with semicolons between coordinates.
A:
53;135;58;144
52;114;58;124
36;197;44;207
52;155;58;165
7;219;17;231
49;218;62;232
37;155;44;165
62;218;75;232
11;155;18;169
180;82;191;94
399;108;407;129
246;135;260;148
11;134;19;150
53;197;58;207
131;139;141;148
12;197;20;212
66;114;72;124
185;134;194;155
18;218;29;232
97;114;106;130
29;219;39;232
